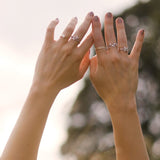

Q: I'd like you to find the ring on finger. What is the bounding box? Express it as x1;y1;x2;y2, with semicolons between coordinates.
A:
96;46;108;52
71;35;80;43
108;42;117;48
119;46;129;52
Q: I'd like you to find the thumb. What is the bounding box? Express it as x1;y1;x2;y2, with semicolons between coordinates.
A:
90;55;98;77
79;50;90;77
130;29;144;61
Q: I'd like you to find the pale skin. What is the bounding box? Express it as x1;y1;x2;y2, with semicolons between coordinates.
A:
1;12;149;160
90;13;149;160
1;12;94;160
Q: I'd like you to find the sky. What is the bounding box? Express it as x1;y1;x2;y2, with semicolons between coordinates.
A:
0;0;139;159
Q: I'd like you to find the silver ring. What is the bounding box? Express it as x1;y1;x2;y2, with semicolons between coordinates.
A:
108;42;117;48
119;46;129;52
96;46;108;52
60;34;66;39
71;35;80;43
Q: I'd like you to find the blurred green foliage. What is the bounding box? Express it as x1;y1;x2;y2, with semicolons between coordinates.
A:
61;0;160;159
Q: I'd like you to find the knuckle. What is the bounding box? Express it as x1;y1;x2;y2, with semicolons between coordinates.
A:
62;45;72;55
74;50;83;60
74;53;81;62
111;55;120;63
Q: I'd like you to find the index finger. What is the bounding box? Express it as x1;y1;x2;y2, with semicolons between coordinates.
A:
68;12;94;47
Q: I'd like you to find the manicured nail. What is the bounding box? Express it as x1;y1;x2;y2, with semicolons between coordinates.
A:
107;12;112;18
89;11;94;17
74;17;78;20
55;18;59;22
73;17;78;23
117;18;122;23
140;29;144;35
93;16;99;21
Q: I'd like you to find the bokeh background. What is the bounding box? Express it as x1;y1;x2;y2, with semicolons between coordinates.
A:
0;0;160;159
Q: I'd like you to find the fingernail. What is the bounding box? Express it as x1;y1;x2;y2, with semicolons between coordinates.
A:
117;18;122;23
107;12;112;18
74;17;78;20
140;29;144;35
55;18;59;22
89;11;94;17
73;17;78;23
93;16;99;21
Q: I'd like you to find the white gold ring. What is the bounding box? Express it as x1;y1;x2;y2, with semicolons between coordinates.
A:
119;46;129;52
71;35;80;43
108;42;117;48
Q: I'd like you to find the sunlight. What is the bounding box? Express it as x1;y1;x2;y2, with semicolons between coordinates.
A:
0;0;138;159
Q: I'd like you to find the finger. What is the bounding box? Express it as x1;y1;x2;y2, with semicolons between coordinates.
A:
130;29;144;61
92;16;106;56
104;12;117;52
116;17;128;55
45;19;59;43
78;33;93;58
79;51;90;78
58;17;78;43
69;12;94;47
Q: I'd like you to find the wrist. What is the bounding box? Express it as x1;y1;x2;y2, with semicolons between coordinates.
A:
104;95;137;115
106;97;139;133
29;81;59;108
31;79;60;96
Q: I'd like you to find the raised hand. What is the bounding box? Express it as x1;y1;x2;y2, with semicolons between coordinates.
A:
33;12;94;95
90;13;144;113
1;12;94;160
90;13;149;160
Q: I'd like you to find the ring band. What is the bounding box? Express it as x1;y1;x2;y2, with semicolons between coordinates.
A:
119;46;129;52
71;35;80;43
96;46;108;52
96;46;106;50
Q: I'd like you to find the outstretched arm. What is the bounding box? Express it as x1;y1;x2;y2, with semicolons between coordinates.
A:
1;12;94;160
90;13;149;160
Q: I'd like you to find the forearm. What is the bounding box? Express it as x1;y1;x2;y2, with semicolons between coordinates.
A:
0;13;93;160
106;98;149;160
1;84;59;160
